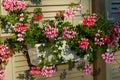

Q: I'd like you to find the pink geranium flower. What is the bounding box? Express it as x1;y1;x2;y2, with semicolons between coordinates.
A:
41;66;48;76
0;45;11;62
44;25;58;38
0;45;10;79
76;3;83;11
94;30;105;46
3;1;14;11
2;0;26;11
64;9;75;18
21;1;26;10
46;70;55;77
102;52;114;64
113;22;120;39
63;27;76;38
0;64;6;80
83;64;92;75
41;66;55;77
19;13;24;21
78;38;89;49
17;34;24;42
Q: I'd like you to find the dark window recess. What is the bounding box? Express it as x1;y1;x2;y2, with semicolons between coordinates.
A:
1;22;13;34
106;0;120;21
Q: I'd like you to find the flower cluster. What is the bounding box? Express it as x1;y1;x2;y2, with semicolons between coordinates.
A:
63;27;76;38
34;14;44;21
64;3;83;19
113;22;120;39
94;30;105;46
83;64;92;75
33;8;44;22
103;35;115;45
76;3;83;11
64;9;75;19
82;14;96;26
41;66;55;77
17;34;24;42
2;0;26;11
14;23;28;41
44;25;58;38
0;45;11;80
19;13;24;22
14;23;28;33
30;66;55;77
0;65;6;80
0;45;11;62
78;38;89;49
101;51;114;63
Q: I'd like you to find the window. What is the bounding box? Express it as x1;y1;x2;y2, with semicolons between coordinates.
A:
105;0;120;21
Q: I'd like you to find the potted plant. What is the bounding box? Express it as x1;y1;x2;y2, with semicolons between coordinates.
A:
1;0;120;79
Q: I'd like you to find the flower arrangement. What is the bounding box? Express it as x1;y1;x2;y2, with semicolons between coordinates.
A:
0;0;120;79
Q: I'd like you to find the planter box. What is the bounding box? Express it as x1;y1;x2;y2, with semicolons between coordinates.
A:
32;62;93;80
27;41;81;66
26;41;93;80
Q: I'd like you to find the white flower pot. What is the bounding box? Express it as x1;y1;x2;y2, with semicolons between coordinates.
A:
27;41;81;66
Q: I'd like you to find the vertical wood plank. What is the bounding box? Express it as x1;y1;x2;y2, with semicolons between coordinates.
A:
92;0;106;80
93;53;106;80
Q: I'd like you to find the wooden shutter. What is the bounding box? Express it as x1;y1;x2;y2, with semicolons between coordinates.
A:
13;52;30;80
106;50;120;80
4;52;30;80
105;0;120;21
106;0;120;80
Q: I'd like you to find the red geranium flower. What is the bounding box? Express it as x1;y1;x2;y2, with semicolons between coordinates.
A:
33;15;39;21
39;14;44;20
78;38;89;49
